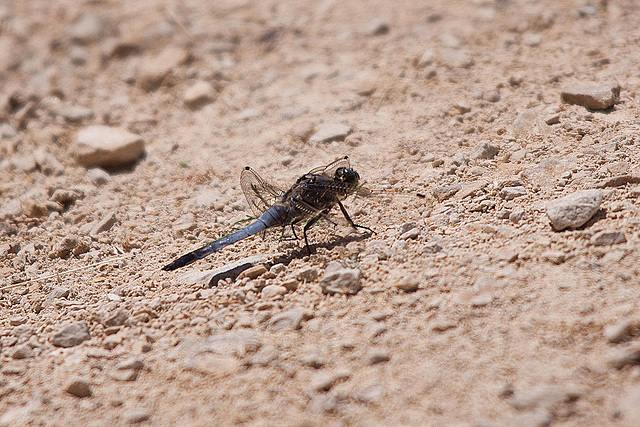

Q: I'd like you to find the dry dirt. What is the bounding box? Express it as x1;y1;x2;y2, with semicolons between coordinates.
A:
2;0;640;425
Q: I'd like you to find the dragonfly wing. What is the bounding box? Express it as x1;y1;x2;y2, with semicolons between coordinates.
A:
240;167;285;217
308;155;351;178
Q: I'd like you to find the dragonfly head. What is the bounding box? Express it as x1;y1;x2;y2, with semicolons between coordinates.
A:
335;167;360;186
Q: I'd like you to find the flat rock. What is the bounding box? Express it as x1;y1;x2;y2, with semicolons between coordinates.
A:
608;344;640;369
604;319;635;344
90;211;117;236
509;109;549;138
183;81;216;109
561;82;621;110
269;310;304;331
591;230;626;246
50;321;91;348
309;123;351;144
320;262;362;295
471;142;499;160
499;186;526;200
64;378;92;398
123;408;151;424
545;189;602;231
433;184;461;202
75;126;145;169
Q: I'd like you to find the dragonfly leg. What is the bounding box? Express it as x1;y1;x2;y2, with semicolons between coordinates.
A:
337;201;376;234
303;214;324;255
290;223;300;239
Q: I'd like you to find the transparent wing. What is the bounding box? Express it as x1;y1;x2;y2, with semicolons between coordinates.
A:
308;156;351;178
240;167;285;217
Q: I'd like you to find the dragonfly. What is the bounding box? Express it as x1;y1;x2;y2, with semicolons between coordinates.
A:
162;156;374;271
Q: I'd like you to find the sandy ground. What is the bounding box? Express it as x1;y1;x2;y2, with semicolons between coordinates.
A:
2;0;640;425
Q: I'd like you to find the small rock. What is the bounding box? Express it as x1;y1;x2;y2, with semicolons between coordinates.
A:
116;357;144;371
50;321;91;348
269;310;304;331
609;345;640;369
11;344;33;359
70;14;106;44
499;186;527;200
309;123;351;144
183;81;216;109
561;82;621;110
320;262;362;295
123;408;151;424
9;316;27;326
367;348;391;365
423;240;442;254
295;267;318;282
545;189;602;231
90;211;117;236
111;368;138;381
522;32;542;46
239;265;267;280
364;18;389;36
509;386;582;411
484;90;501;102
509;109;549;138
57;104;94;123
604;319;635;344
49;286;70;299
53;235;78;258
433;184;461;202
85;168;111;185
471;142;499;160
399;227;420;240
311;369;352;392
509;210;524;223
394;276;420;292
138;46;189;91
440;49;474;68
542;251;566;265
418;50;435;67
261;284;287;299
64;377;92;398
236;109;260;121
75;126;145;169
591;230;626;246
102;308;129;327
0;199;23;219
432;319;457;332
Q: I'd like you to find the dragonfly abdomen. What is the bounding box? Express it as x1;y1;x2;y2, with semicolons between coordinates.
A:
162;205;289;271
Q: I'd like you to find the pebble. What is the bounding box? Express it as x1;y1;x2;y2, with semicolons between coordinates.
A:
138;46;189;90
69;14;106;45
484;90;501;102
394;276;420;292
499;186;526;200
608;344;640;369
261;285;287;299
309;123;351;144
50;321;91;348
123;408;151;424
183;81;216;109
509;385;582;411
311;369;352;392
90;211;117;237
545;189;602;231
433;184;461;202
509;109;549;138
11;344;33;359
509;209;524;223
295;267;318;282
75;126;145;169
111;368;138;381
0;199;23;219
53;235;78;258
591;230;626;246
399;227;420;240
320;262;362;295
604;319;634;344
102;308;129;327
269;310;304;331
56;104;95;123
239;265;267;280
542;251;566;265
85;167;111;186
364;18;390;36
9;316;27;326
49;286;70;299
236;109;260;121
116;357;144;371
440;49;474;68
561;82;621;110
471;142;499;160
367;348;391;365
64;377;92;398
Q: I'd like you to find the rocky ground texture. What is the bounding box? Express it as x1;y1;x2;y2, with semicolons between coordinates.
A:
2;0;640;425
